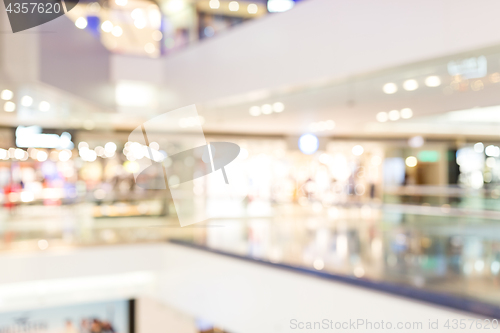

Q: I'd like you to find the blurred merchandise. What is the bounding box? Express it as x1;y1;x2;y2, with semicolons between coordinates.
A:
0;300;131;333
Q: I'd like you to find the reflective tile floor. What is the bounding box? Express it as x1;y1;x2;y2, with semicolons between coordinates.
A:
176;204;500;309
1;202;500;309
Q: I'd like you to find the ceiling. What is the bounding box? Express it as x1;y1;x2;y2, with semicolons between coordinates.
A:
198;45;500;139
2;0;500;141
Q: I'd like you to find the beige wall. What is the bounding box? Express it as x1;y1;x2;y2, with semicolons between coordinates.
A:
136;297;197;333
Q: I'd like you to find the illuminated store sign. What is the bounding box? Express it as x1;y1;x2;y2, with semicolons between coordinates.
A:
0;317;47;333
268;0;295;12
447;56;487;79
15;126;73;149
0;300;130;333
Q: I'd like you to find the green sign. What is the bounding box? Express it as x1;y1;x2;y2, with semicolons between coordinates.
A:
418;150;440;162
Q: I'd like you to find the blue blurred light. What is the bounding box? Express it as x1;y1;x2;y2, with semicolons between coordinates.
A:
86;16;101;37
204;26;215;38
298;134;318;155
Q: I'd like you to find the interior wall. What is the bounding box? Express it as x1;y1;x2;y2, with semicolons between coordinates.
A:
135;297;198;333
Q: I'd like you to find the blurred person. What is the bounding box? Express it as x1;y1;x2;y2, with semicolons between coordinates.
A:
90;319;103;333
64;320;78;333
3;181;21;213
100;321;115;333
80;319;91;333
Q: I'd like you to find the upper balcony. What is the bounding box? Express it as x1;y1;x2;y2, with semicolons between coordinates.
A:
2;0;500;138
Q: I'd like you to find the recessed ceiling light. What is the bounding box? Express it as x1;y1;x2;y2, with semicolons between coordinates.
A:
388;110;400;121
247;3;258;14
21;96;33;107
112;26;123;37
272;102;284;113
249;106;261;116
267;0;294;12
403;79;418;91
39;101;50;112
376;111;388;122
383;83;398;94
4;101;15;112
101;21;113;32
425;76;441;87
400;108;413;119
75;17;88;29
209;0;220;9
261;104;272;114
352;145;364;156
1;90;13;100
228;1;239;11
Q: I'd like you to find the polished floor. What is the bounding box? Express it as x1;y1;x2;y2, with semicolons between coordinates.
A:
1;202;500;308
